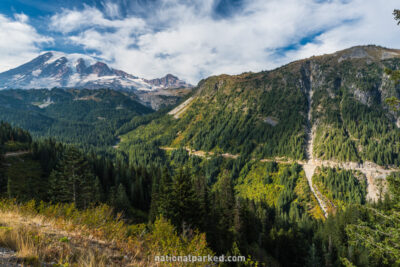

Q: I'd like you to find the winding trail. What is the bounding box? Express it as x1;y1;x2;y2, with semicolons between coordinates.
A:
161;84;398;217
161;146;239;159
161;144;397;213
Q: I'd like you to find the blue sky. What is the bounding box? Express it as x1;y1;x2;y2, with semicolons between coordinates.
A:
0;0;400;83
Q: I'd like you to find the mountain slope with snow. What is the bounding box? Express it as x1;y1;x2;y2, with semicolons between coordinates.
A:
0;52;191;91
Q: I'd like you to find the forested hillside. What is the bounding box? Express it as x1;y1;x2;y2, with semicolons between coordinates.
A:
311;47;400;165
0;88;153;150
119;45;400;166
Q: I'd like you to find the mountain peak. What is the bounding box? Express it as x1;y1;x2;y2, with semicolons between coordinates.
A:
41;51;53;58
146;74;193;89
0;52;192;91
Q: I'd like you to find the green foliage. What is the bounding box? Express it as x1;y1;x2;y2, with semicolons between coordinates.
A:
0;88;152;151
385;68;400;84
6;156;46;201
236;162;318;220
147;216;214;266
314;90;400;165
2;46;400;266
0;121;31;147
345;173;400;266
4;141;30;152
59;237;69;243
386;96;400;111
313;167;367;207
48;147;100;208
235;161;283;206
306;243;322;267
120;71;308;162
314;124;359;162
157;168;203;232
316;205;371;266
394;9;400;24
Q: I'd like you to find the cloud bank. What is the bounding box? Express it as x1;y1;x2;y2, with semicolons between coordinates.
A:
2;0;400;83
0;13;52;72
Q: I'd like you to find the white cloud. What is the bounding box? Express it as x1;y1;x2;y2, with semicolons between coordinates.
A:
281;0;400;65
50;6;145;34
103;1;121;19
49;0;400;84
0;14;53;72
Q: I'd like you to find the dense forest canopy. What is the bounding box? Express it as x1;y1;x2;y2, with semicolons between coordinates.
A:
0;88;153;152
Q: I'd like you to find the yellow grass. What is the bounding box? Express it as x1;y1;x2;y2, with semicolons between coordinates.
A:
0;211;117;266
0;199;214;266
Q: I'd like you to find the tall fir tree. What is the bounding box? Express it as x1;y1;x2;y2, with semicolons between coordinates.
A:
49;147;100;208
158;168;201;232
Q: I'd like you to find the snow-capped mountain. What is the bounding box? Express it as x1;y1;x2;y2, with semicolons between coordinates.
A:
0;52;191;91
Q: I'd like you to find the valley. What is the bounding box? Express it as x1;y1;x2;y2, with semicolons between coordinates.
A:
0;88;154;151
1;45;400;266
1;0;400;264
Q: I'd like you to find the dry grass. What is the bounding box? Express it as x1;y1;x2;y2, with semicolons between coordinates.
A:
0;200;215;266
0;216;114;266
0;202;144;266
0;223;38;264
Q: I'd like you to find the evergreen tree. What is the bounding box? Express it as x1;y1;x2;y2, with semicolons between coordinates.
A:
211;171;236;253
346;174;400;265
158;168;201;232
192;173;209;231
155;167;172;221
148;168;163;223
49;147;100;208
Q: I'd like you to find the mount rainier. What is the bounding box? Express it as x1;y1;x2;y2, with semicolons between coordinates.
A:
0;52;191;91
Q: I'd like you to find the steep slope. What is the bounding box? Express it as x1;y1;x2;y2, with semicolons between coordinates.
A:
118;45;400;214
120;45;400;163
0;52;191;91
120;69;309;161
